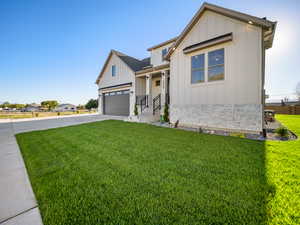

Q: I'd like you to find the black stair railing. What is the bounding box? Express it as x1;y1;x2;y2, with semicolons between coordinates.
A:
165;93;170;105
140;95;148;113
153;94;161;115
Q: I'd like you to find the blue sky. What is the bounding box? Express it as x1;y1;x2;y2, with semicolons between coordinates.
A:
0;0;299;105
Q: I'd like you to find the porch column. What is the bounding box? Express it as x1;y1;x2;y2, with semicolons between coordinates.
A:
98;91;103;114
160;70;168;115
146;74;152;108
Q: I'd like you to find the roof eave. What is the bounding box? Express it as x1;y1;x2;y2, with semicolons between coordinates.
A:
165;2;276;60
147;37;178;51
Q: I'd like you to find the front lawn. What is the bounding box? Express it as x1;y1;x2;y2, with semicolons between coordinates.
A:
16;115;300;225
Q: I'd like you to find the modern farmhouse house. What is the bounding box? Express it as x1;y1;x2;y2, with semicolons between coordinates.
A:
95;2;276;134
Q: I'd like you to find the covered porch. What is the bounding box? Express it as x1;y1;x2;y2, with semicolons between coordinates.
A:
135;64;170;116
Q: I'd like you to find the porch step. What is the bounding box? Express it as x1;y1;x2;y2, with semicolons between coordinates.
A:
139;111;160;123
126;110;160;123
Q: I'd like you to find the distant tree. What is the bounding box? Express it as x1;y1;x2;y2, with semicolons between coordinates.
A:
77;104;85;110
0;102;25;109
41;100;58;110
1;102;10;108
85;99;98;110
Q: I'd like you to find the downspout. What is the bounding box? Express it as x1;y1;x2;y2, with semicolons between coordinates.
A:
261;29;266;135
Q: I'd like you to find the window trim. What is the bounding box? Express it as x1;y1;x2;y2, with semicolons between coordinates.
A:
155;80;161;87
207;48;225;82
112;65;116;77
191;53;205;84
161;48;168;61
190;47;225;86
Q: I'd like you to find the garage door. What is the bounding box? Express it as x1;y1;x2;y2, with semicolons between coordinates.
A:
103;90;130;116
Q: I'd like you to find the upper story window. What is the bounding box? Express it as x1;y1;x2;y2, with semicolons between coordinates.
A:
191;48;225;84
208;48;224;81
161;48;168;61
112;65;116;77
191;54;205;83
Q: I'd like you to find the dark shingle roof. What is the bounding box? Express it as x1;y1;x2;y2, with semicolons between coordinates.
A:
114;50;151;72
96;50;152;84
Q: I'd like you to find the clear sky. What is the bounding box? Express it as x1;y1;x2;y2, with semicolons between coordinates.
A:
0;0;299;105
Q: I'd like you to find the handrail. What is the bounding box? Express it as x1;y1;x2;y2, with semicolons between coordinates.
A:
166;93;170;105
140;95;148;113
153;94;161;115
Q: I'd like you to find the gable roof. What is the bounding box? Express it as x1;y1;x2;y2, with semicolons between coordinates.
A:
147;36;178;51
165;2;276;60
95;50;151;84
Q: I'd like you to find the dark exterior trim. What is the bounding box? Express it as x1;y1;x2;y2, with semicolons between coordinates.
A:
99;82;132;91
135;63;170;75
183;33;232;54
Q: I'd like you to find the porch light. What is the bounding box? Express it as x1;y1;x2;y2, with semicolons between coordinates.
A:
248;20;253;24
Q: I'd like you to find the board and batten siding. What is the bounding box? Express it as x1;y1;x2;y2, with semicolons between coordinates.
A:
98;53;136;115
170;10;263;133
135;77;146;97
98;54;135;89
150;42;175;67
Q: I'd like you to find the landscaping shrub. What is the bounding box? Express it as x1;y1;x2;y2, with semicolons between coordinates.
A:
275;126;289;138
57;112;61;116
134;104;138;116
35;113;39;117
163;103;169;122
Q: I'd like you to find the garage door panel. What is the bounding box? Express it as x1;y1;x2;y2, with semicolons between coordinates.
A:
104;93;129;116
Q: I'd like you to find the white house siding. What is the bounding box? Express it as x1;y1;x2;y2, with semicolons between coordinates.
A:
170;10;263;133
135;77;146;97
98;53;136;115
150;42;175;67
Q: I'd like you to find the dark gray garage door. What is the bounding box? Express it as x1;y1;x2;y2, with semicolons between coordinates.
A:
103;90;130;116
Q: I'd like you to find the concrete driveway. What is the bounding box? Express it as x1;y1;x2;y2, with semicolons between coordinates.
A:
0;114;124;225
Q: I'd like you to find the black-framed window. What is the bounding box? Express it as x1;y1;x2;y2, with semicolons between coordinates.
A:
191;54;205;83
162;48;167;61
208;48;224;81
112;65;116;77
155;80;160;86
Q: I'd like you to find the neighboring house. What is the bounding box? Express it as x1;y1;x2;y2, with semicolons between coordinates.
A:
95;2;276;134
24;104;41;112
55;104;76;112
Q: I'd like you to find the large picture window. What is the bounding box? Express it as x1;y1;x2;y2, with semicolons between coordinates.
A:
208;48;224;81
191;54;205;83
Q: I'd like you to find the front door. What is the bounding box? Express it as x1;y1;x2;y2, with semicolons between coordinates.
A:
152;77;161;98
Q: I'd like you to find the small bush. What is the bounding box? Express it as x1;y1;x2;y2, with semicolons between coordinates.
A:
76;110;80;114
57;112;61;116
163;103;169;122
35;113;39;117
134;104;138;116
275;127;289;138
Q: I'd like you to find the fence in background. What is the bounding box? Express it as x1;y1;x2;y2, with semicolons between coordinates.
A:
265;106;300;115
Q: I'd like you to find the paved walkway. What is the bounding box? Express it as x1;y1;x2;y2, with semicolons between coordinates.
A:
0;114;124;225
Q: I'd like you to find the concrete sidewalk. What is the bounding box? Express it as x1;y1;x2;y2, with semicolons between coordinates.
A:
0;114;124;225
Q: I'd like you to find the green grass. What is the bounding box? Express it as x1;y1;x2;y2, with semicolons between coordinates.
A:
16;115;300;225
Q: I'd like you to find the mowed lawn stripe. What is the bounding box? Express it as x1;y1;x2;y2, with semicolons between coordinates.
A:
16;117;299;225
